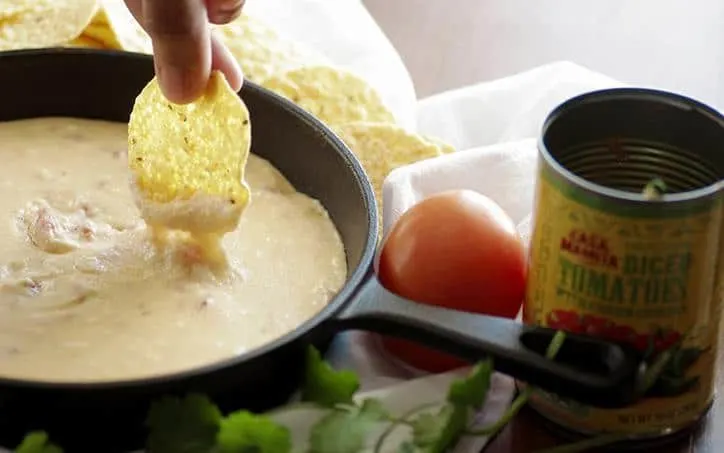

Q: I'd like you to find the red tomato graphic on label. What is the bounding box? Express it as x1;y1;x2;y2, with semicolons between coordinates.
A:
581;314;613;337
633;334;651;352
546;309;583;333
656;330;682;352
606;324;637;344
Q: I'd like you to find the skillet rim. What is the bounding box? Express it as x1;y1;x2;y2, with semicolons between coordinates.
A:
0;48;379;390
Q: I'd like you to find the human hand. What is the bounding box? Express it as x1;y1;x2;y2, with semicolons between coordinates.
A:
124;0;245;104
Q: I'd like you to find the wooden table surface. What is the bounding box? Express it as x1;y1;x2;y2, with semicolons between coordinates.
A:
484;344;724;452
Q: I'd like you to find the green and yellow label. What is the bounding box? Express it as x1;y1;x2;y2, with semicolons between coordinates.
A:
524;169;724;435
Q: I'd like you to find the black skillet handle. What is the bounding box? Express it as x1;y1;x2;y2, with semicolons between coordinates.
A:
333;276;644;409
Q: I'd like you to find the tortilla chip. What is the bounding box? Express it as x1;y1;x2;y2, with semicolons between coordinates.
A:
66;34;106;49
262;65;396;126
0;5;26;21
83;0;151;53
423;135;456;154
0;0;98;51
333;122;452;232
80;22;117;47
213;14;328;84
128;71;252;235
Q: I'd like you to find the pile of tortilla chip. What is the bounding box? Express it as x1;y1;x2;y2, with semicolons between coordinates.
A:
69;0;152;53
0;0;454;239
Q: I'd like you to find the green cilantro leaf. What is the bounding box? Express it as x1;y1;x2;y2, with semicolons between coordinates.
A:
308;399;387;453
410;405;469;453
301;346;360;407
146;394;222;453
446;359;493;409
216;410;292;453
14;431;63;453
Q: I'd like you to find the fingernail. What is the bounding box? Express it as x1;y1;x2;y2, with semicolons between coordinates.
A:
220;0;245;12
209;0;244;24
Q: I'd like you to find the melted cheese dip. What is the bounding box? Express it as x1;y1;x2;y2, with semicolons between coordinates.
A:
0;118;347;382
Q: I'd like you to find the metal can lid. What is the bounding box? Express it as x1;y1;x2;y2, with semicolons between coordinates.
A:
539;88;724;206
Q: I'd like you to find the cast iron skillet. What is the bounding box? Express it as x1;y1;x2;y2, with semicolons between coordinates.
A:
0;49;642;452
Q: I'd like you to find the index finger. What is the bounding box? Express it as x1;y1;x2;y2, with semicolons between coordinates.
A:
139;0;212;104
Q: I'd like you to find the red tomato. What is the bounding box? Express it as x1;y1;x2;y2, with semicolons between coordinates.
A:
376;190;527;373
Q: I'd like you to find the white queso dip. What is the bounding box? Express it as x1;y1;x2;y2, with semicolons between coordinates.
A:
0;118;347;382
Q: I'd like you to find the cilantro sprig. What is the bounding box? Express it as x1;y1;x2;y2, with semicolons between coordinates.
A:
301;346;360;407
15;332;623;453
146;394;222;453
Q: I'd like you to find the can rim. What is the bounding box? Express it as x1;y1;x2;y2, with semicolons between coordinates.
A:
539;87;724;204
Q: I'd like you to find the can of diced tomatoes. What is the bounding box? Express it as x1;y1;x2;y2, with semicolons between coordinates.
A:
523;88;724;440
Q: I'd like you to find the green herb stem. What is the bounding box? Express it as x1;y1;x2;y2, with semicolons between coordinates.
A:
642;177;667;200
545;330;567;360
372;402;440;453
463;387;531;437
533;330;646;452
464;331;567;438
638;349;673;395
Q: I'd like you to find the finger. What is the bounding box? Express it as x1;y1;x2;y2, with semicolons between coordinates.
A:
206;0;245;24
210;32;243;92
142;0;212;104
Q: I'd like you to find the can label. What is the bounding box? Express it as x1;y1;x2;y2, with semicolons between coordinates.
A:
524;166;723;435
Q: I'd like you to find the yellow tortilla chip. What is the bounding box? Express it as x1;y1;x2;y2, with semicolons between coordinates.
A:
128;71;252;237
66;34;106;49
423;135;456;154
0;5;25;22
88;5;109;26
83;0;151;53
333;122;451;231
0;0;98;51
213;14;328;84
262;65;396;126
80;22;117;47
